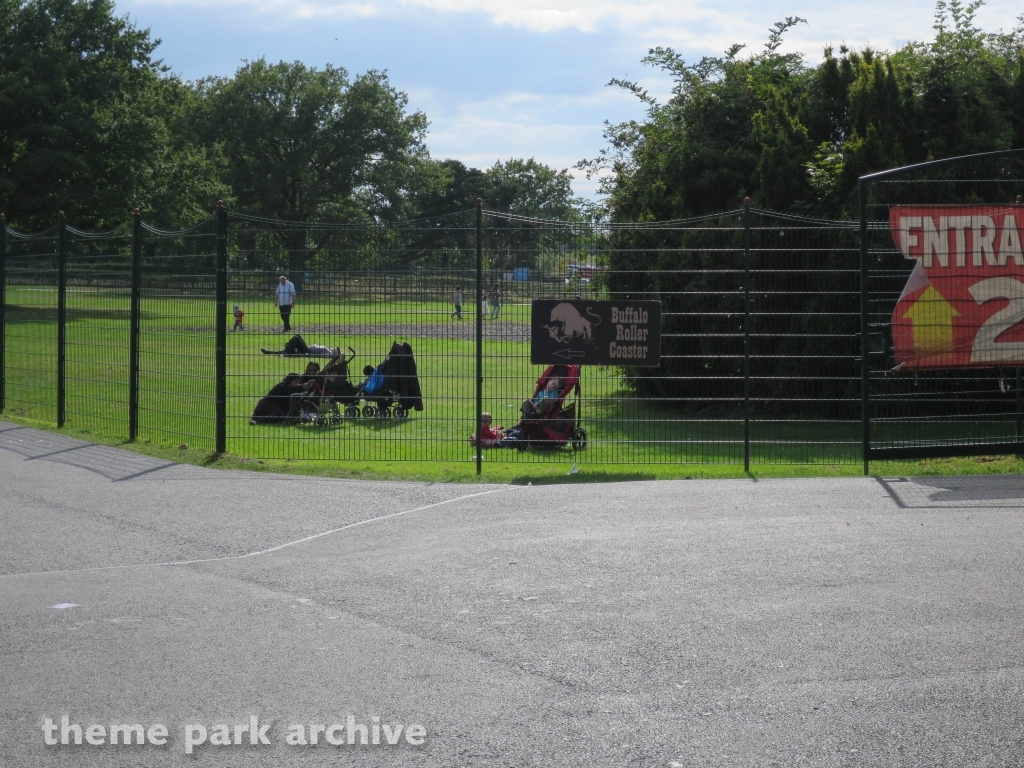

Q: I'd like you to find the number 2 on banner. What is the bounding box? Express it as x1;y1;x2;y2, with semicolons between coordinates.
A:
969;277;1024;363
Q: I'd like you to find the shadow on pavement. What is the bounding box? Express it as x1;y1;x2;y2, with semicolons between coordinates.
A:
0;421;177;482
876;475;1024;508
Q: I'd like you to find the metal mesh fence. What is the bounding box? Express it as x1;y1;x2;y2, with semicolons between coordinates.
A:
0;207;918;467
3;155;1021;471
747;212;862;463
485;211;748;465
861;150;1024;461
226;211;478;462
482;210;864;465
137;219;218;451
64;224;131;437
3;225;58;424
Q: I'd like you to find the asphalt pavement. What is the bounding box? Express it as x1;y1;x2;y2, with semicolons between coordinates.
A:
2;419;1024;767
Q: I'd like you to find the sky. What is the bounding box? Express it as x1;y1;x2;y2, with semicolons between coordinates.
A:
117;0;1023;199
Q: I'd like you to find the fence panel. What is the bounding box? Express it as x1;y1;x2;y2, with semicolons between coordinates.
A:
4;153;1018;469
748;212;861;464
4;226;59;423
480;212;749;465
227;211;479;463
63;225;131;437
862;151;1024;463
0;208;877;466
137;220;218;451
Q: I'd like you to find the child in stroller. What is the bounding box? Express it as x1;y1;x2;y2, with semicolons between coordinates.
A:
503;364;587;451
344;341;424;419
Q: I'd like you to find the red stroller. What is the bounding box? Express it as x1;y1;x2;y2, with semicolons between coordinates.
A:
512;364;588;451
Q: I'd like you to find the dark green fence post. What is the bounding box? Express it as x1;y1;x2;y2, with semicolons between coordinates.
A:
1019;198;1024;459
57;211;67;428
215;201;227;454
475;198;483;475
858;181;870;476
742;198;751;472
0;213;6;414
1016;367;1023;457
128;209;141;441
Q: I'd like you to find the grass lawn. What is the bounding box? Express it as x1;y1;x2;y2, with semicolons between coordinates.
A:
5;285;1024;481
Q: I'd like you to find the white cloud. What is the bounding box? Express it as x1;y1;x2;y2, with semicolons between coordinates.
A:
424;89;609;181
130;0;1023;50
126;0;1024;200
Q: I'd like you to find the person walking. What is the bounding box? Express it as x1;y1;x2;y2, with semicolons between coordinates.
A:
488;282;502;319
481;288;489;318
275;275;296;332
452;286;464;319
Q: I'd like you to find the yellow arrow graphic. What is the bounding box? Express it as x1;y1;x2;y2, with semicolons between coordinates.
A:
902;285;960;355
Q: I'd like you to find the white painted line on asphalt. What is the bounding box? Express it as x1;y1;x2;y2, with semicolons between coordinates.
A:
1;486;521;579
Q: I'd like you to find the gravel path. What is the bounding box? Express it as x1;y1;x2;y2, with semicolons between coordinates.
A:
239;320;531;341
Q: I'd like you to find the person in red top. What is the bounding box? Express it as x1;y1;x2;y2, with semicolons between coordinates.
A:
232;305;244;331
470;412;506;447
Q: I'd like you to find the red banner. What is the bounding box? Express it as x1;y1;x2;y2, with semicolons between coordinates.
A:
889;204;1024;369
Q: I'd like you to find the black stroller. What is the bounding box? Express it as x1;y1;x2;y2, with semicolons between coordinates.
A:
346;341;424;419
303;348;359;425
253;349;357;427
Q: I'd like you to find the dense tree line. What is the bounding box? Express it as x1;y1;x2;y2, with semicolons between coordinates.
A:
0;0;582;232
580;1;1024;220
579;2;1024;413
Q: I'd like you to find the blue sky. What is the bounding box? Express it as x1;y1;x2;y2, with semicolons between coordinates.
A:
119;0;1023;198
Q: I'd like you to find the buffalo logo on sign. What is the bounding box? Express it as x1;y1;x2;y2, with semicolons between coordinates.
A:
530;300;661;366
889;205;1024;369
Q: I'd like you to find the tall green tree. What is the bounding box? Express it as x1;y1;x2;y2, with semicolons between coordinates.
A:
411;156;583;220
195;59;437;224
407;156;585;267
583;2;1024;222
407;158;485;218
482;157;580;219
582;2;1024;410
0;0;222;229
194;59;442;277
0;0;149;228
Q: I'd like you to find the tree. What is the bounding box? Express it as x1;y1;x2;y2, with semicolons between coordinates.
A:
195;61;436;223
406;157;585;267
0;0;223;229
2;0;138;226
193;59;441;277
481;158;580;219
407;158;484;217
583;3;1024;222
582;3;1024;411
412;157;583;220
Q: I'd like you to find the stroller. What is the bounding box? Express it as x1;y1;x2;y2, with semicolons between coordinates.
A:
295;348;358;425
345;341;424;419
506;364;587;451
258;349;356;427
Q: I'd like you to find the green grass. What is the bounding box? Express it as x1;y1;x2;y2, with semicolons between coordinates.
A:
4;284;1024;481
5;412;1024;483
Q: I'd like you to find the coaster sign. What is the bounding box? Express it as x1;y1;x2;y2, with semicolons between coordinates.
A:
530;300;662;366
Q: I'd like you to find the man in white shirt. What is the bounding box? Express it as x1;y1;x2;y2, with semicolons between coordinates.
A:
275;275;297;332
